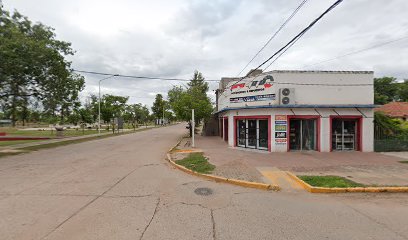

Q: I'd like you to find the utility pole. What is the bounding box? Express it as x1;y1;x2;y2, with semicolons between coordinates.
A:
98;75;117;134
192;109;195;148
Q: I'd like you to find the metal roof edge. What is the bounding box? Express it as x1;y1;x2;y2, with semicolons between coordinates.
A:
215;104;376;114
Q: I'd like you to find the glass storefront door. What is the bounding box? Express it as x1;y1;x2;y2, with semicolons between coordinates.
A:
247;120;257;148
289;119;317;151
332;119;358;151
237;120;246;147
236;119;269;150
258;120;268;150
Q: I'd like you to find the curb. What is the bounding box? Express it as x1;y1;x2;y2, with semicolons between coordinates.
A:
286;172;408;193
166;139;280;191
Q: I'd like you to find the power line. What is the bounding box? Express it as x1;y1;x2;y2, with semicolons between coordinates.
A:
263;31;304;71
230;0;343;89
301;35;408;68
73;69;220;82
236;0;309;77
275;82;372;86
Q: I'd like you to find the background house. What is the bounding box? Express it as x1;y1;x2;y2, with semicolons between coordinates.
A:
375;102;408;121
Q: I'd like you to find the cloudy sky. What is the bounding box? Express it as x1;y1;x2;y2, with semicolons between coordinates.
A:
3;0;408;108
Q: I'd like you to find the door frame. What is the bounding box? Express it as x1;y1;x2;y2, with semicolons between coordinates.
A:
219;117;223;138
233;115;271;151
287;115;321;152
223;117;228;142
329;115;362;152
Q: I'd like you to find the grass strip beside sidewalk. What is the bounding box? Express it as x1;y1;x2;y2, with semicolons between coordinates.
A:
175;152;215;174
299;175;364;188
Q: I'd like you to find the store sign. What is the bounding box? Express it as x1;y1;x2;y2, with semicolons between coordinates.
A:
230;94;275;103
275;139;287;143
275;125;286;131
275;132;287;138
275;115;286;121
230;75;275;93
274;115;287;145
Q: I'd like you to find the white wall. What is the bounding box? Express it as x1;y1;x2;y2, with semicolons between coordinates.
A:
217;70;374;111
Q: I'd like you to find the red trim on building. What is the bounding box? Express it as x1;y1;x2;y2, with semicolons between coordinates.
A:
286;115;321;152
233;115;271;152
329;115;363;152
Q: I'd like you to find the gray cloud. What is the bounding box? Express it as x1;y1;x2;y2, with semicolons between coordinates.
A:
3;0;408;108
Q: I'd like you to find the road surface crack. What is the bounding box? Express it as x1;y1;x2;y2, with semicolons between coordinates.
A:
211;209;216;240
102;194;152;199
140;197;160;240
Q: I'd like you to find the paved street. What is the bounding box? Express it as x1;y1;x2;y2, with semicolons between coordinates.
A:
0;123;407;240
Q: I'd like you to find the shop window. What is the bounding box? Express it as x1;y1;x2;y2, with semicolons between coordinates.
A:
332;119;359;151
289;119;317;151
236;119;268;150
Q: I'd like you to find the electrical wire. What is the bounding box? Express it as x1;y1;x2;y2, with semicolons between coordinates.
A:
301;35;408;69
236;0;309;77
74;69;220;82
264;30;306;71
230;0;343;88
274;82;372;86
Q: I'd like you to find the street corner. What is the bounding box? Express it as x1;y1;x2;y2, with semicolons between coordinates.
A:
257;167;303;192
167;140;279;191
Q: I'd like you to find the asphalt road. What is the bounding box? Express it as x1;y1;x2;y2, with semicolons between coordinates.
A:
0;124;407;240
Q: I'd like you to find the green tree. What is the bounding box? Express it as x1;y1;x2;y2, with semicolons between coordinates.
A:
188;70;209;95
124;103;150;129
167;71;213;131
151;94;168;121
98;94;128;127
374;77;399;104
397;80;408;102
0;8;84;126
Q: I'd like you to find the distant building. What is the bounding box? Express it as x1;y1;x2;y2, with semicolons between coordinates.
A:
375;102;408;121
215;70;374;152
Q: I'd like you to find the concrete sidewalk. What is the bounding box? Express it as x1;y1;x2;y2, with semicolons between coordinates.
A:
195;135;408;187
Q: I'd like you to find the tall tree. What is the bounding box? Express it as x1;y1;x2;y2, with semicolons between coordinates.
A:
151;94;168;120
167;71;213;127
99;94;128;124
0;8;84;125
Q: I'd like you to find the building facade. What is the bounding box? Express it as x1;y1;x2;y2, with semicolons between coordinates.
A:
216;70;375;152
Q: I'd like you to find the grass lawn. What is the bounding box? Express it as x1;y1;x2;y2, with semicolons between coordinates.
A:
175;152;215;174
1;128;109;137
299;175;365;188
399;161;408;164
0;140;43;147
0;125;162;159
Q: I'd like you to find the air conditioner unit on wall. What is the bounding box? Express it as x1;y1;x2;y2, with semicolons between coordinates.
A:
279;88;295;105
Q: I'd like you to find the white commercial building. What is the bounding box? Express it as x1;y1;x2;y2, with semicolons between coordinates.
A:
216;70;374;152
